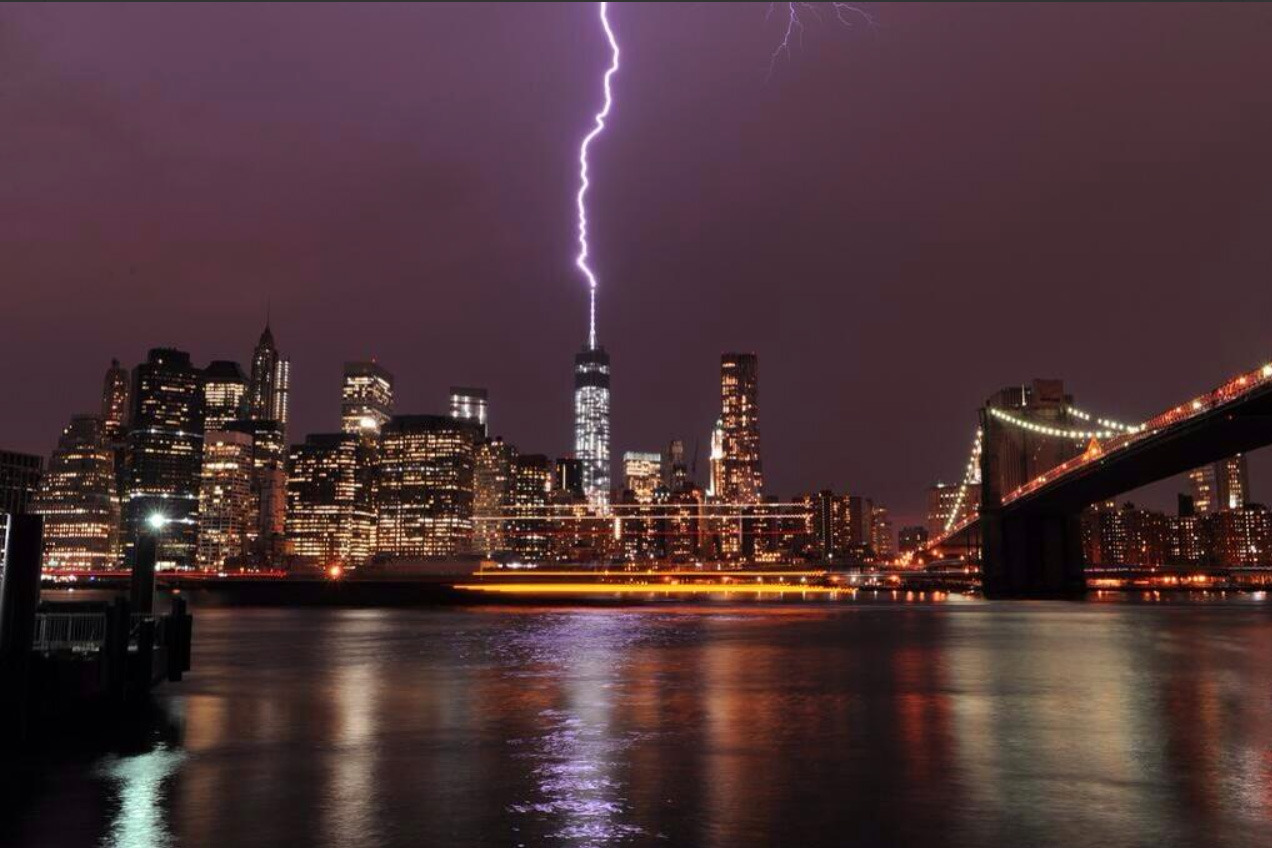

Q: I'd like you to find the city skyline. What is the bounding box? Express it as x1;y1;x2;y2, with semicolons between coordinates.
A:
4;3;1272;527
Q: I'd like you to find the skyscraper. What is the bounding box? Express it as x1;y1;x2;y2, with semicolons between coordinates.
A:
1189;454;1249;514
225;418;288;566
871;504;894;561
247;319;290;437
342;361;395;441
508;454;552;561
376;415;481;559
473;437;517;557
32;415;120;571
708;419;724;498
286;433;374;567
573;346;611;505
196;430;255;570
719;353;763;503
100;358;130;442
0;450;43;518
203;361;248;431
450;387;489;435
0;449;43;568
123;348;204;569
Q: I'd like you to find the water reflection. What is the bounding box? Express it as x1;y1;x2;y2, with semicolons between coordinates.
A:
10;600;1272;848
97;745;185;848
502;613;647;845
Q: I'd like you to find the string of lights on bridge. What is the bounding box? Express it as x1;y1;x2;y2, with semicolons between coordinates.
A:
942;427;983;535
985;407;1146;442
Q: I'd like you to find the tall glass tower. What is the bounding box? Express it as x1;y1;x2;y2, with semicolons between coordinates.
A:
573;346;611;505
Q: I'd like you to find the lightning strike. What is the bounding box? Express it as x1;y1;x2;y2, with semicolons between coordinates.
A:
576;1;620;351
767;2;876;81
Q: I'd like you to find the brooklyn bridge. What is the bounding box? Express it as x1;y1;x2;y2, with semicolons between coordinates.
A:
930;359;1272;597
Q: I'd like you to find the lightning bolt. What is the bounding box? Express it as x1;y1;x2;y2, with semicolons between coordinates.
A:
576;1;620;351
767;2;876;81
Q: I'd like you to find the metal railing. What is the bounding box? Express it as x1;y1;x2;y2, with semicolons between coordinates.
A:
31;612;108;652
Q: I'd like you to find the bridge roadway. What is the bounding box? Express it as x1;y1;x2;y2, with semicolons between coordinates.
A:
937;360;1272;597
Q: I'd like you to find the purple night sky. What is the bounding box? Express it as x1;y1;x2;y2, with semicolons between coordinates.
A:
4;3;1272;526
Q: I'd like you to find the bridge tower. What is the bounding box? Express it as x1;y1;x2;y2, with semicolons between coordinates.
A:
979;390;1086;598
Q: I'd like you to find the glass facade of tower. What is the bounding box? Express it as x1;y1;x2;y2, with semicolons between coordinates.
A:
450;386;488;435
32;415;119;571
573;346;611;506
376;415;481;559
123;348;204;569
342;361;395;440
196;430;255;570
720;353;763;504
203;360;248;431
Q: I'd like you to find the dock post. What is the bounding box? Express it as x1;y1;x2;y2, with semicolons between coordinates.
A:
130;533;157;615
0;515;44;746
167;596;190;682
105;597;131;708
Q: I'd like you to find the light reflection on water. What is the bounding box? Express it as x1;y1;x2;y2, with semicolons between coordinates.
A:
9;598;1272;848
96;745;185;848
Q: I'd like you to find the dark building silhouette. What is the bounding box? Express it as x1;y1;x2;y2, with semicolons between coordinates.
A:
123;348;204;569
247;320;290;439
100;358;130;442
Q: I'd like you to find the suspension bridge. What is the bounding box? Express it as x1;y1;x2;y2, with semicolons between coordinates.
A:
929;358;1272;597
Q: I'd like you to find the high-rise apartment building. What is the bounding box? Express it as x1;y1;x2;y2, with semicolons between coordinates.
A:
342;361;395;441
203;361;248;431
196;430;255;570
376;415;481;559
871;505;894;561
1189;454;1249;514
926;482;980;539
573;346;611;505
719;353;762;504
123;348;204;569
32;415;119;571
286;433;374;567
